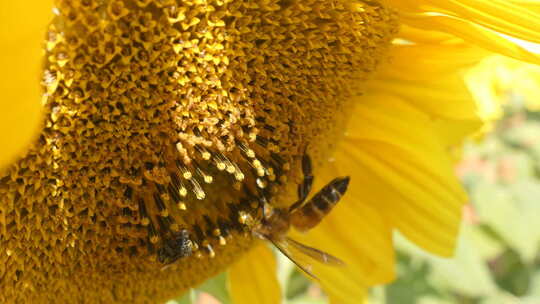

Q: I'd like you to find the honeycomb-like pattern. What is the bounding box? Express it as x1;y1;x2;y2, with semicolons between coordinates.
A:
0;0;397;302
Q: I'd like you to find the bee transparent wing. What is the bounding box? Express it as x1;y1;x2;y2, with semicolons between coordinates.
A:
268;238;319;280
285;237;345;266
268;237;346;281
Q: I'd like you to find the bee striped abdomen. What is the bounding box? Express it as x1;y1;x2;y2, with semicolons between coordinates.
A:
290;176;350;232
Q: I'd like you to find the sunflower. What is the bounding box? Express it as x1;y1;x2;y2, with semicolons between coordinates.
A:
1;1;539;304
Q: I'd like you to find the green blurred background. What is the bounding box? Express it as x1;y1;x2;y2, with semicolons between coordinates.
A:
170;96;540;304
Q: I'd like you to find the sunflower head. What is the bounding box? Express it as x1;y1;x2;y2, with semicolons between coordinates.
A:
0;0;399;302
4;0;540;303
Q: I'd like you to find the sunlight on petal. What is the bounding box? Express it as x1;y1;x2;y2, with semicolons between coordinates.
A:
387;0;540;44
369;43;483;121
0;2;51;169
424;0;540;43
381;42;487;82
400;14;540;65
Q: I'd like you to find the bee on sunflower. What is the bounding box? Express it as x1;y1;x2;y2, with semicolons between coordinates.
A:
1;1;539;303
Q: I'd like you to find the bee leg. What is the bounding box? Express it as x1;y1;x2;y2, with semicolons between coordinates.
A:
289;152;314;212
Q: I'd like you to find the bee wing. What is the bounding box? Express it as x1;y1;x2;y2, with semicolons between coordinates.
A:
268;238;319;280
285;237;345;266
268;237;345;281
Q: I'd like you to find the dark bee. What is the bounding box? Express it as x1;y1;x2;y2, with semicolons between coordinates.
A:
157;229;193;269
245;152;350;279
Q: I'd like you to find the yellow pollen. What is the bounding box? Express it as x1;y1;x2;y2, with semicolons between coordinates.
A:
219;236;227;246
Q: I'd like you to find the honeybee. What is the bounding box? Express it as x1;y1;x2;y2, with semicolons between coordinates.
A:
157;229;193;267
247;153;350;279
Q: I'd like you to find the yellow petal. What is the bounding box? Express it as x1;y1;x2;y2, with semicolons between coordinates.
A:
377;42;487;82
368;72;478;123
388;0;540;43
328;286;368;304
432;117;483;148
397;23;462;45
400;13;540;65
368;42;483;121
338;95;469;256
424;0;540;43
228;244;281;304
289;194;393;301
0;3;51;170
368;37;484;143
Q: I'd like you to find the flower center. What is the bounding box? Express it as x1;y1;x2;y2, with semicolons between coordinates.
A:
1;0;398;302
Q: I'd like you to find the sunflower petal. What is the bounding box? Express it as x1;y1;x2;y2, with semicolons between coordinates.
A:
369;67;478;121
328;293;369;304
388;0;540;44
338;95;469;256
380;43;488;82
400;13;540;65
432;117;483;148
228;244;281;304
424;0;540;43
0;3;51;170
369;41;486;122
